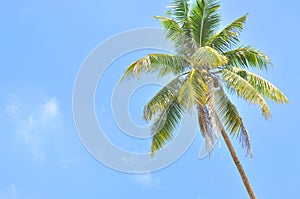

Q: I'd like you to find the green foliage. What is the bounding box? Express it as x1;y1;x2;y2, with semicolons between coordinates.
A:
150;101;183;157
221;68;271;118
167;0;190;26
190;0;221;47
224;46;271;70
215;87;252;157
178;69;207;109
121;54;187;80
120;0;288;157
144;76;184;121
208;15;247;53
154;16;195;56
191;46;228;68
229;67;289;103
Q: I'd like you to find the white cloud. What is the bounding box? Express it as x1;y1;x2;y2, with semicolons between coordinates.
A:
132;173;161;187
5;104;18;116
0;184;17;199
6;96;63;160
41;97;59;118
59;157;87;170
5;94;22;118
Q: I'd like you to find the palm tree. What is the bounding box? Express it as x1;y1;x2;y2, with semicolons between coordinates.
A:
121;0;288;198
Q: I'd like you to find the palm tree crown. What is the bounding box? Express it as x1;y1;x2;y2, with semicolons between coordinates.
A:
121;1;288;198
121;0;288;158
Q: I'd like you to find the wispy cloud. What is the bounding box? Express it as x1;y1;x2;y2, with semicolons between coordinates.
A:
41;97;59;119
132;173;161;187
6;96;62;160
59;157;87;170
0;184;17;199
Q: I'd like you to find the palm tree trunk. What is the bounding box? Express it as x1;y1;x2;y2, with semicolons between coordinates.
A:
220;129;257;199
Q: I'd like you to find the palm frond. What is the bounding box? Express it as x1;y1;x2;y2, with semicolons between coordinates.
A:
177;74;195;110
221;68;271;118
206;77;221;139
197;77;223;157
178;69;207;109
144;76;184;121
229;67;289;104
224;46;271;70
191;46;228;68
121;53;187;80
154;16;183;40
197;105;216;156
151;101;183;156
167;0;190;25
215;86;252;157
154;16;196;56
190;0;221;47
208;15;247;53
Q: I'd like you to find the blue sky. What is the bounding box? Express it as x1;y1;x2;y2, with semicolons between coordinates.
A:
1;0;300;198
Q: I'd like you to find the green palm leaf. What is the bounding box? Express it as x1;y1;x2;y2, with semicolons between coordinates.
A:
167;0;190;25
221;68;271;118
154;16;195;56
215;86;252;157
178;69;207;109
190;0;221;47
191;46;228;68
121;53;187;80
144;76;184;121
151;101;183;156
224;46;271;70
154;16;183;40
208;15;248;53
229;67;288;104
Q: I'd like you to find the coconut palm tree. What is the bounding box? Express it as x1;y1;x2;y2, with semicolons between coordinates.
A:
121;0;288;198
